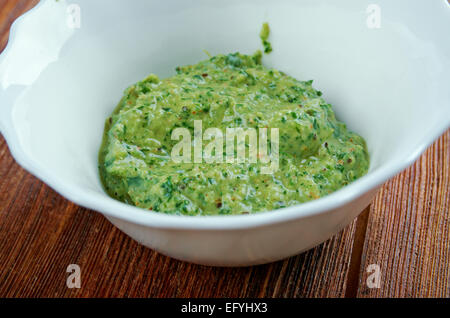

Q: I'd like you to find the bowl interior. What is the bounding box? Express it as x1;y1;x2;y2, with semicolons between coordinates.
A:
2;0;449;212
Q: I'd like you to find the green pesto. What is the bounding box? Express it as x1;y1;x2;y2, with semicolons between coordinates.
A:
99;51;369;216
99;22;369;216
260;22;272;54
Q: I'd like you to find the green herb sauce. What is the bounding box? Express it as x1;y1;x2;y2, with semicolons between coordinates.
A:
98;25;369;216
260;22;272;54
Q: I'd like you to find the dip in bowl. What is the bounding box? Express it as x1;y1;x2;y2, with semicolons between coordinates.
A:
0;0;448;265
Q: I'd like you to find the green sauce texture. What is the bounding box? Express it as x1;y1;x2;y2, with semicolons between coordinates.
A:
99;27;369;216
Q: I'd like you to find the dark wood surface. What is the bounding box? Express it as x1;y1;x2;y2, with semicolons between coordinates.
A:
0;0;448;298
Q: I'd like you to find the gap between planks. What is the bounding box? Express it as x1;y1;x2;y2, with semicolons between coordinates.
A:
345;206;371;297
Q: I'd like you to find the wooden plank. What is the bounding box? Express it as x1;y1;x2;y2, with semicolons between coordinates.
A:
357;130;450;297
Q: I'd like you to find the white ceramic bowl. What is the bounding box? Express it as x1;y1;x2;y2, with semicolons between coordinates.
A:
0;0;449;266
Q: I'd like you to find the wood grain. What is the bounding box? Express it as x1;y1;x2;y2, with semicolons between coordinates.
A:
0;0;449;298
357;131;450;297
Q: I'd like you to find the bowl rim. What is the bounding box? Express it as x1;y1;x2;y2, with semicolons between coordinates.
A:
0;0;449;230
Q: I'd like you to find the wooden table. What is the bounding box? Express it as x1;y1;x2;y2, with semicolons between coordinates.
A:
0;0;448;298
